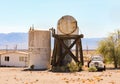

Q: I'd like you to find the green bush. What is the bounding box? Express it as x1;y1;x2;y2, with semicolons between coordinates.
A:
51;62;82;72
67;62;82;72
88;67;97;72
51;66;68;72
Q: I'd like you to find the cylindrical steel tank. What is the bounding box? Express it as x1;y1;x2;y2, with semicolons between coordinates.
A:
57;15;79;35
29;29;51;69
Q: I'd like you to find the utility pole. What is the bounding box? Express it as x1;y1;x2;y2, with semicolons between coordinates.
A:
6;45;8;52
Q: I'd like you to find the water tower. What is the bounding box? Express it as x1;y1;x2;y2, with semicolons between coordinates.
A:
50;15;84;71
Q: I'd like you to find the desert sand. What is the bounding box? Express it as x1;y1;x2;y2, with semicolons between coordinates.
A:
0;67;120;84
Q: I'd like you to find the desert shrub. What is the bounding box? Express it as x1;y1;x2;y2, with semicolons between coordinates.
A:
88;67;97;72
51;66;68;72
97;30;120;68
67;62;82;72
51;62;82;72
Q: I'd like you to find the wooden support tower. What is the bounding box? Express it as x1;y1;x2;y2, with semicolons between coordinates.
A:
51;34;84;67
50;15;84;71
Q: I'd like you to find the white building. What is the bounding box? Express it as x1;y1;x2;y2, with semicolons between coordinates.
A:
0;51;28;67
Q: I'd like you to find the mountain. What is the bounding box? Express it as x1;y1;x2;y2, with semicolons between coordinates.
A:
0;32;104;50
0;33;28;49
81;38;104;50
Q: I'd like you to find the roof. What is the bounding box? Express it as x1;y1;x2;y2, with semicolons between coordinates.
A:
0;51;28;55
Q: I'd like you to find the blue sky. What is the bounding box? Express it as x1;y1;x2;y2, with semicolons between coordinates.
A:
0;0;120;38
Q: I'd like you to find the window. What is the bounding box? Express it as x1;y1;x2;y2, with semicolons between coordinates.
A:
19;56;24;62
24;57;27;62
5;56;9;61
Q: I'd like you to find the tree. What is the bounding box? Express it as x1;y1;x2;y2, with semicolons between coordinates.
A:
97;30;120;68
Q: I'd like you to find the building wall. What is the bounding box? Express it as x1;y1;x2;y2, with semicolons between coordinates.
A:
1;52;28;67
29;30;51;69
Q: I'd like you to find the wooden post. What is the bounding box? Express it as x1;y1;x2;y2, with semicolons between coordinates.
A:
79;39;84;65
51;39;57;66
76;40;79;60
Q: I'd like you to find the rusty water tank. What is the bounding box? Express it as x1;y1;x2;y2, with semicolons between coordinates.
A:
29;29;51;69
57;15;79;35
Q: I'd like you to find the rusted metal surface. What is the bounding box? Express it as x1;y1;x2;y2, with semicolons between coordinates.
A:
57;15;79;35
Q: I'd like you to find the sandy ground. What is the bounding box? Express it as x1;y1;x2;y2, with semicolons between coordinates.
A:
0;67;120;84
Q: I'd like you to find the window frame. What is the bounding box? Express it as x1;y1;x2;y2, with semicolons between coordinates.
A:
5;56;9;61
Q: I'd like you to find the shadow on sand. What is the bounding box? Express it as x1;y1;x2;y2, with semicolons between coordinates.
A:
22;68;48;71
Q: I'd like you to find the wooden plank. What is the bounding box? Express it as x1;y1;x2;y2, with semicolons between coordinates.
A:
56;39;62;66
79;39;84;65
51;39;57;66
55;37;79;65
53;34;83;39
59;39;79;63
76;40;79;60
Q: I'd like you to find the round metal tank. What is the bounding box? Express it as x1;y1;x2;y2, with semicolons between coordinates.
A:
29;29;51;69
57;15;79;35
